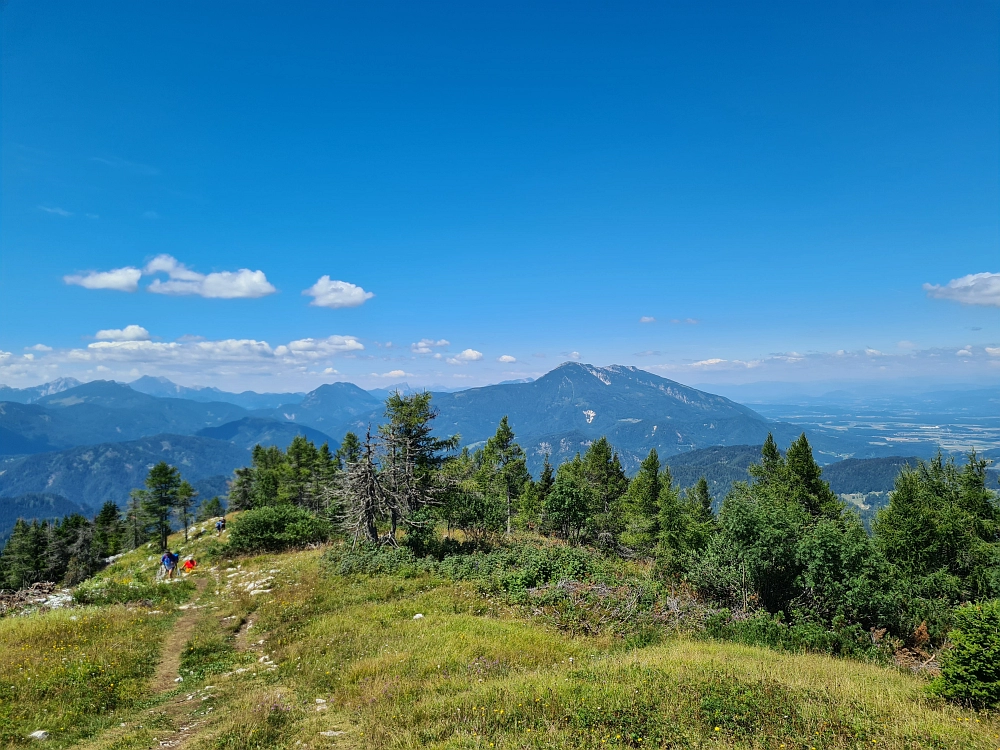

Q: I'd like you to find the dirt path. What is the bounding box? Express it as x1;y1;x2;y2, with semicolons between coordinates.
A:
151;578;207;692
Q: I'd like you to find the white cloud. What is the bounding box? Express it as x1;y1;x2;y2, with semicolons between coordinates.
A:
446;349;483;365
639;316;655;323
322;367;340;375
38;205;72;217
373;369;411;378
64;266;142;292
274;335;364;359
303;276;374;308
411;338;450;354
25;344;53;352
145;255;276;299
23;353;34;361
569;351;581;360
956;347;973;357
95;325;151;342
924;272;1000;307
0;351;11;361
986;347;1000;357
497;355;517;363
691;358;726;367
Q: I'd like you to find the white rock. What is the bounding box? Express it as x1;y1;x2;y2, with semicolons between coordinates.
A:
174;676;183;683
28;730;49;740
413;613;424;619
315;698;326;704
319;731;346;737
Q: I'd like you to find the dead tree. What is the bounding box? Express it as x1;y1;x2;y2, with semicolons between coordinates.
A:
338;427;385;546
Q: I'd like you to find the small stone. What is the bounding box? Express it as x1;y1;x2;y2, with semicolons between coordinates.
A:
413;613;424;619
174;676;183;683
28;730;49;740
315;698;326;704
319;730;345;736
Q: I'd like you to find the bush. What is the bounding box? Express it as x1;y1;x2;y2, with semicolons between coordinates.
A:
929;599;1000;707
227;505;331;554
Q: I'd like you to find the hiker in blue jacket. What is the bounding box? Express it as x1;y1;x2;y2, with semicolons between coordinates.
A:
161;550;179;579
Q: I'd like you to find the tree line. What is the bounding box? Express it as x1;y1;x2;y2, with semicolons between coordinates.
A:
2;389;997;653
225;391;999;647
0;464;224;591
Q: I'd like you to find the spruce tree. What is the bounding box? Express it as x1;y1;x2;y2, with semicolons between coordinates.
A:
379;392;458;541
176;481;197;542
142;462;183;551
785;434;841;518
688;476;714;522
1;520;47;589
196;496;226;522
228;468;254;511
125;489;150;550
93;501;125;558
483;416;529;535
622;448;661;553
335;432;362;468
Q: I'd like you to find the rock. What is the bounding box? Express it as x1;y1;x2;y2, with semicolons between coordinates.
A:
319;730;345;736
28;730;48;740
174;676;183;683
413;613;424;619
315;698;327;704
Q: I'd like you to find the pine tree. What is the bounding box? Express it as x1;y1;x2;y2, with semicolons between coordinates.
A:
196;496;226;522
335;432;362;469
228;467;254;511
482;416;529;535
142;462;183;551
125;489;150;550
339;427;385;544
65;522;98;585
622;448;661;553
1;520;47;589
176;481;197;542
379;392;458;542
688;476;714;522
92;501;125;558
785;434;841;518
536;454;555;531
43;518;71;582
544;455;591;541
583;437;628;514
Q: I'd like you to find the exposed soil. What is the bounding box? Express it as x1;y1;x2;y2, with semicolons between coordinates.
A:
151;579;207;692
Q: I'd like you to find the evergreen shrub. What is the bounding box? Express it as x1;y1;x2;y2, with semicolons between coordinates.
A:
227;505;331;554
929;599;1000;707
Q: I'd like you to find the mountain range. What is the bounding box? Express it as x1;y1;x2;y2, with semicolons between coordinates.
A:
1;363;995;532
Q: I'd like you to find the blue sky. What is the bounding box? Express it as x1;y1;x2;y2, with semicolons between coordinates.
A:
2;1;998;392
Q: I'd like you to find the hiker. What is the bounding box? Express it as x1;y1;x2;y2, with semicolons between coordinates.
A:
162;550;179;579
182;557;197;575
215;517;226;536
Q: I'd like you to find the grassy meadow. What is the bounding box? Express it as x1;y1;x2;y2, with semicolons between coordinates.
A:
1;522;998;749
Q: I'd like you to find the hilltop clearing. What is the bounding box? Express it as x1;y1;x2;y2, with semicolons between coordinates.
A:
2;523;999;749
